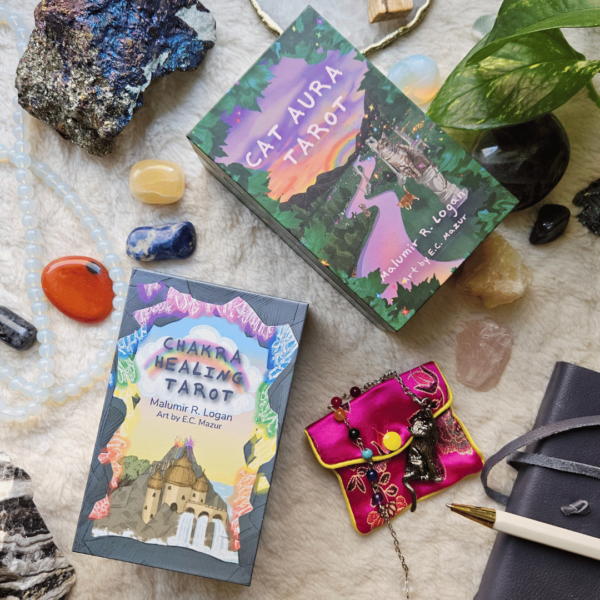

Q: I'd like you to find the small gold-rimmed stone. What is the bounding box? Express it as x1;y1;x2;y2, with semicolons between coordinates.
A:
129;159;185;204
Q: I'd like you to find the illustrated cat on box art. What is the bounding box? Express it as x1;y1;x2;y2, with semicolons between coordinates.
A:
366;133;469;206
369;132;433;180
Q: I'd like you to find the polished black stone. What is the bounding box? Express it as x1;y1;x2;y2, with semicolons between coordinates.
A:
573;178;600;236
348;428;360;440
472;114;570;212
529;204;570;245
0;306;37;351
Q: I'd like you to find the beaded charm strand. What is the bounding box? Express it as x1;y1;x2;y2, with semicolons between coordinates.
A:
0;7;124;422
329;373;413;599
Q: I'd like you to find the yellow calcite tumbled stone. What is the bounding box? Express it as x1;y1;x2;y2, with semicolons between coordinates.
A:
129;160;185;204
456;232;532;308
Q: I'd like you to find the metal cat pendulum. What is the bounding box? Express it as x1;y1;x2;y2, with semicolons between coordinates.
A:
397;375;443;511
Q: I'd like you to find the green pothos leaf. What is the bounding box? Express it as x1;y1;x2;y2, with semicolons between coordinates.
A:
428;29;600;129
468;0;600;64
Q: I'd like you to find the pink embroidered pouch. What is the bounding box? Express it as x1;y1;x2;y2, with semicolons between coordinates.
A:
305;362;484;534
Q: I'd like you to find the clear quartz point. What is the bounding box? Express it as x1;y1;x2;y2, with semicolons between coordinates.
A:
472;14;495;42
403;577;414;594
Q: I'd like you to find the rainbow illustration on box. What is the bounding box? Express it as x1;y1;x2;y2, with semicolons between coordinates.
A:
189;6;518;331
73;270;308;585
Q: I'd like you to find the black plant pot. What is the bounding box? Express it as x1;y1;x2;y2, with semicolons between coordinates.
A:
471;113;570;212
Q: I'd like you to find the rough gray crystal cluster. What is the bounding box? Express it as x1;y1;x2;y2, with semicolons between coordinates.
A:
16;0;216;155
0;452;76;599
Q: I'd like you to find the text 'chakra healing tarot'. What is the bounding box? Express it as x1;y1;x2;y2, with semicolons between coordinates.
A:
189;7;518;332
73;269;308;585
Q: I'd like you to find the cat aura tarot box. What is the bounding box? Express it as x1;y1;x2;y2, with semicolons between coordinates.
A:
188;7;518;332
73;269;307;585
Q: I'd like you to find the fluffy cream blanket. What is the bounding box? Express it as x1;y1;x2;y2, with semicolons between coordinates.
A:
1;1;599;599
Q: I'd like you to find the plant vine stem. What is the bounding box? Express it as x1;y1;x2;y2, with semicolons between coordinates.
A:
587;82;600;110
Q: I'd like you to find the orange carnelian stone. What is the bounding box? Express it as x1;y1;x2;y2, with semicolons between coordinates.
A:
42;256;115;323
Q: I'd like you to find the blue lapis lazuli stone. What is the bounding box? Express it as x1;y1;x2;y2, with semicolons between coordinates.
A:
366;469;378;482
362;448;374;460
126;222;197;262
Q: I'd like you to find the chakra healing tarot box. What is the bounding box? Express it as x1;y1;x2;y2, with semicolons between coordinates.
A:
188;7;519;332
73;269;308;585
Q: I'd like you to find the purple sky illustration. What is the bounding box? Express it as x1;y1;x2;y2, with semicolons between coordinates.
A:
217;50;369;202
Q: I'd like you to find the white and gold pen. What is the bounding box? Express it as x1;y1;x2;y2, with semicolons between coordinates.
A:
448;503;600;561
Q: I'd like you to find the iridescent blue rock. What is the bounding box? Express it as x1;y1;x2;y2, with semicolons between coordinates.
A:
126;222;197;262
16;0;216;156
0;307;37;352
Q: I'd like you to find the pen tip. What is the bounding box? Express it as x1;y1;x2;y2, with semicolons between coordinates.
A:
445;504;497;528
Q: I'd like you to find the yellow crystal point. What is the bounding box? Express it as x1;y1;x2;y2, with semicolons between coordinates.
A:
456;232;532;308
129;159;185;204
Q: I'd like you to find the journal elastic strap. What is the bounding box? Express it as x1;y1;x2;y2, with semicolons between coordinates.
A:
481;415;600;505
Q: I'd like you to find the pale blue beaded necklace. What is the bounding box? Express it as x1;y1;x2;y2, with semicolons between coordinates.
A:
0;7;125;422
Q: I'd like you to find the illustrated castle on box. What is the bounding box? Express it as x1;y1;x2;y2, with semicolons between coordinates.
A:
143;451;228;528
188;7;518;332
85;437;234;561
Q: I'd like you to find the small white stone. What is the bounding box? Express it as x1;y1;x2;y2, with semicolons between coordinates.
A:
388;55;440;106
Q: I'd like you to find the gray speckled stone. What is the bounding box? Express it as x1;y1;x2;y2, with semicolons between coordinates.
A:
0;306;37;351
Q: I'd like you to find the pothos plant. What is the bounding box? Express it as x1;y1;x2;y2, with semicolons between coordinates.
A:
428;0;600;129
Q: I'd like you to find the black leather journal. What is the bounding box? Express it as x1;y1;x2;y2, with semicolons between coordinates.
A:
476;361;600;600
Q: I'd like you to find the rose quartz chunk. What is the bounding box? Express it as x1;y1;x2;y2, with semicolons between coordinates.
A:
456;320;513;392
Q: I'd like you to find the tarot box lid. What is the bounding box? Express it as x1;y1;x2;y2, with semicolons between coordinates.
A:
188;7;518;331
73;269;308;585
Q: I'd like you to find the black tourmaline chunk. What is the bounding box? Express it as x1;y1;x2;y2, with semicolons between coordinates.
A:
573;178;600;236
529;204;571;245
0;306;37;351
472;114;570;212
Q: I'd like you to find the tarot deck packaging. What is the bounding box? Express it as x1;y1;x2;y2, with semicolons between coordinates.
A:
188;7;519;332
73;269;308;585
